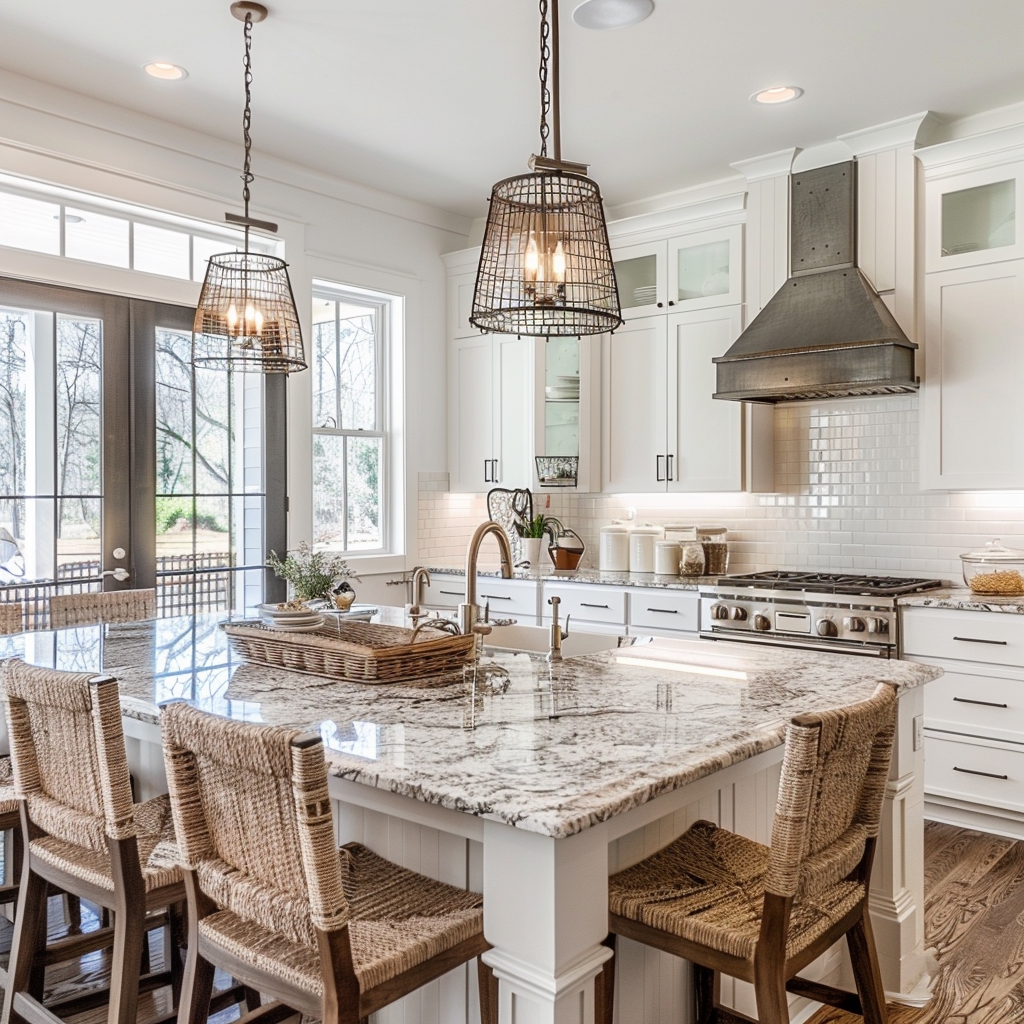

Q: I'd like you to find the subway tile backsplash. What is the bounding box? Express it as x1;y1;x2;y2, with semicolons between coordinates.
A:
420;397;1024;581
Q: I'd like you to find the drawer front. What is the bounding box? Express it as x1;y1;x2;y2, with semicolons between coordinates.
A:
926;731;1024;813
474;578;539;617
902;607;1024;667
925;670;1024;743
628;589;699;633
421;575;466;609
541;585;627;626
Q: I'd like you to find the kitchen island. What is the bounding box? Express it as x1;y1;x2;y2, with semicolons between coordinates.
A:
3;614;941;1024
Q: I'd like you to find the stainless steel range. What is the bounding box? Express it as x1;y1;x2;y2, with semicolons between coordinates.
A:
699;571;945;658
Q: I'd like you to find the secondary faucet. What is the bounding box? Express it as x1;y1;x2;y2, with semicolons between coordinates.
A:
408;566;432;616
459;522;514;635
547;595;570;662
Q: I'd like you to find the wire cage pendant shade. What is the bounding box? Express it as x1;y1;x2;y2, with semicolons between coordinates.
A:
471;0;622;338
192;2;306;373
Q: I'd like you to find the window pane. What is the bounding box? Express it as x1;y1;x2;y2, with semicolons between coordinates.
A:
193;366;232;494
57;496;101;580
347;436;381;550
313;311;338;428
313;433;345;547
192;235;235;283
65;208;129;267
0;193;60;254
0;309;31;500
337;303;376;430
56;316;102;497
134;223;190;279
156;328;195;496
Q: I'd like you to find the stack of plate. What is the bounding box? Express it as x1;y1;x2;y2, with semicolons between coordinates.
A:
633;284;657;305
546;375;580;401
257;603;324;632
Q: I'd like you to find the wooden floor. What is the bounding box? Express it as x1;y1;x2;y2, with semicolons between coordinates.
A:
808;819;1024;1024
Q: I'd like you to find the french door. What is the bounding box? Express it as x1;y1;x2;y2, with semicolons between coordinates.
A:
0;276;285;626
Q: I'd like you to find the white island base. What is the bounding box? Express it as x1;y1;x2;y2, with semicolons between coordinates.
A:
124;681;927;1024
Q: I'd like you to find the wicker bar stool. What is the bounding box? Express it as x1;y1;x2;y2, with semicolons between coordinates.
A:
1;658;186;1024
0;602;24;635
161;701;498;1024
599;683;898;1024
49;588;156;629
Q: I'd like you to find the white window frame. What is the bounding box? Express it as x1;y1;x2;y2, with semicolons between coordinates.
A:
310;282;392;555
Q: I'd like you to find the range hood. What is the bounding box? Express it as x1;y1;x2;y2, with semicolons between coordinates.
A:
714;161;918;403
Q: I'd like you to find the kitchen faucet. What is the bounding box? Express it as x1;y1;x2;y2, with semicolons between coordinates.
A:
547;595;570;661
459;522;513;635
408;566;431;616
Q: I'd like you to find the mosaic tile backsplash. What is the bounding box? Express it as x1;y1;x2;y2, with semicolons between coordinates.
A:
420;396;1024;581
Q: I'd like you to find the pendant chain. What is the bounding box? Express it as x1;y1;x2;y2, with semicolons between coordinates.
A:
538;0;550;158
241;11;254;249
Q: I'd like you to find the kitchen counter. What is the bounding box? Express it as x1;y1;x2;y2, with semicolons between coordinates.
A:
424;563;717;591
899;587;1024;614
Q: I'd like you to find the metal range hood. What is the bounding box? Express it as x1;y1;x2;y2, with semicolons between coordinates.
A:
714;161;918;403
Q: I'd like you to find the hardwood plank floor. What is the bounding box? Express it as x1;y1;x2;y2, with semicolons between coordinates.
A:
808;820;1024;1024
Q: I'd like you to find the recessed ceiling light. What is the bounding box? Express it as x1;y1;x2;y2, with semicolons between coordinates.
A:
751;85;803;105
144;62;188;81
573;0;654;30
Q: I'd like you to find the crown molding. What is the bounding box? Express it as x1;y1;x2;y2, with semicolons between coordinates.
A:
915;121;1024;174
730;148;801;183
838;111;942;157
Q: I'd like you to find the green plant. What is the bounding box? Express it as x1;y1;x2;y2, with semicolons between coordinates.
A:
266;541;358;601
519;514;550;539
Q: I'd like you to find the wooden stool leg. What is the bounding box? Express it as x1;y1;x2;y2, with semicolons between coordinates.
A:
595;934;616;1024
847;912;888;1024
753;956;790;1024
108;904;146;1024
244;986;263;1012
178;939;217;1024
477;956;499;1024
694;963;717;1024
169;900;187;1006
4;868;49;1024
64;892;82;935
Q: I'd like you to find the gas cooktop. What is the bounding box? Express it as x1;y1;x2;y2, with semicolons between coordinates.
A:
717;571;945;598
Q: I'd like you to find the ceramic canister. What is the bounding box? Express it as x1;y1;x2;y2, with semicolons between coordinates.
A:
629;525;664;573
599;525;630;572
654;540;681;576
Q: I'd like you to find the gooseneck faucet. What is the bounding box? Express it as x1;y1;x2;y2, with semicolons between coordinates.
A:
547;595;570;662
408;566;432;616
459;522;514;635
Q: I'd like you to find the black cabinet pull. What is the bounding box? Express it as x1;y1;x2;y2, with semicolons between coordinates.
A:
647;607;678;614
480;593;513;601
667;454;674;481
483;460;491;483
491;458;499;482
953;636;1008;645
581;602;610;609
656;455;665;482
953;697;1008;709
953;766;1008;780
439;590;463;597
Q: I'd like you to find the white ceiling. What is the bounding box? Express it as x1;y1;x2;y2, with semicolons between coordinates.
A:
0;1;1023;219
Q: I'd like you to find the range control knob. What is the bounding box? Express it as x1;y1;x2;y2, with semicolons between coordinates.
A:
711;603;730;621
816;618;839;638
754;613;771;632
866;617;889;635
844;616;866;632
729;606;748;621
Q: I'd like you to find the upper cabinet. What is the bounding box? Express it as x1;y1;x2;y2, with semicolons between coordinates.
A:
612;225;742;320
447;270;479;338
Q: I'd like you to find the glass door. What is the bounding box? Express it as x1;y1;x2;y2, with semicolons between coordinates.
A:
0;278;129;628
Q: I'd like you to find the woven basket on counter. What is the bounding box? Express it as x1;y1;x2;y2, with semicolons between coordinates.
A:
220;619;476;683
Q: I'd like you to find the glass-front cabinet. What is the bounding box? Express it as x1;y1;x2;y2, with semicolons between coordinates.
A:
612;225;742;319
926;163;1024;272
532;336;599;492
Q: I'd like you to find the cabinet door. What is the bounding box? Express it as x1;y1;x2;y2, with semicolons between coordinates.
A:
448;335;494;492
602;317;668;492
447;270;480;338
666;306;743;492
492;335;533;489
921;261;1024;489
611;240;668;319
667;225;743;312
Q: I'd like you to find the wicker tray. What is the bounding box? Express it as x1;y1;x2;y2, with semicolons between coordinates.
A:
220;619;476;683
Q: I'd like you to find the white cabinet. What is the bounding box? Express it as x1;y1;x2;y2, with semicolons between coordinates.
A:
541;582;628;633
448;334;533;493
601;309;745;493
447;270;479;338
921;260;1024;489
903;606;1024;838
628;588;699;636
612;226;743;321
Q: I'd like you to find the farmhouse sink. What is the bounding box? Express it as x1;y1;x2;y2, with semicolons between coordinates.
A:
484;622;627;658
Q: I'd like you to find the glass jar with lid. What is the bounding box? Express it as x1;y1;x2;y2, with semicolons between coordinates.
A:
697;525;729;575
960;538;1024;594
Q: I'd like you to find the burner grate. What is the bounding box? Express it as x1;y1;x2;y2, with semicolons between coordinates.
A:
719;571;944;597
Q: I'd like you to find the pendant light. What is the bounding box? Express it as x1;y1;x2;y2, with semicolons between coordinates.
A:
471;0;622;338
192;1;306;373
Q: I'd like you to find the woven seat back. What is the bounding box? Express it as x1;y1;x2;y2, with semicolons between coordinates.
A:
161;702;348;946
3;660;136;853
0;602;23;635
765;683;897;899
49;589;156;629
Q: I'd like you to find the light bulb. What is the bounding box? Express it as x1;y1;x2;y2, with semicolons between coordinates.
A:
524;235;540;281
552;240;566;283
226;303;239;331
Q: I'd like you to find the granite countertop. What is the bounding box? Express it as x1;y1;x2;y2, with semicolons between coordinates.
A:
425;564;716;591
898;587;1024;615
3;612;940;840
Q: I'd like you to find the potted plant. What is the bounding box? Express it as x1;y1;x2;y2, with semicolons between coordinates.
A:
266;542;359;608
518;514;550;569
